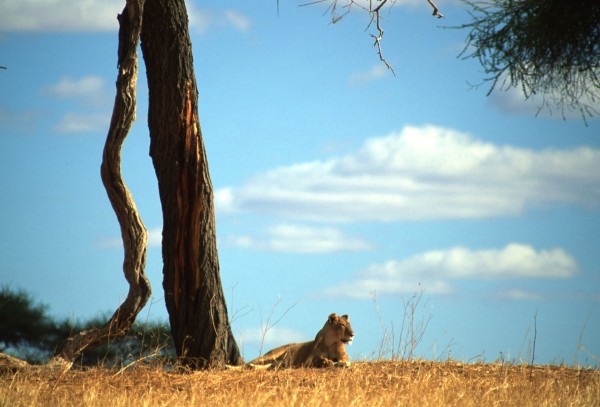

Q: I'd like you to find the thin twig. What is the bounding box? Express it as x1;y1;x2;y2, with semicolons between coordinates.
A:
427;0;444;18
531;311;537;367
369;1;396;76
258;298;297;356
305;0;445;76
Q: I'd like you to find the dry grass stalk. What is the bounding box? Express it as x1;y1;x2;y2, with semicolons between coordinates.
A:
1;360;598;406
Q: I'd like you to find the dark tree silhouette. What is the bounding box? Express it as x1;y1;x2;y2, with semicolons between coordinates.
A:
51;0;151;370
40;0;241;371
1;287;174;367
140;0;243;369
0;287;58;361
459;0;600;121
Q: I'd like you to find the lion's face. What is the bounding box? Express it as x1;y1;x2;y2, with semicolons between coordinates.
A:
325;313;355;345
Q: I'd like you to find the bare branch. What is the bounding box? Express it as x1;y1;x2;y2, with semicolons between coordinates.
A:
427;0;444;18
369;0;396;76
258;298;297;356
51;0;151;369
310;0;445;75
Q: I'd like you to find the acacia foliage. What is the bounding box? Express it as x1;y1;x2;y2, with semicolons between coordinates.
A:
0;287;174;366
0;286;61;361
459;0;600;120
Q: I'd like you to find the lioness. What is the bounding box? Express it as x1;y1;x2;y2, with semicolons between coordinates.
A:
245;313;354;369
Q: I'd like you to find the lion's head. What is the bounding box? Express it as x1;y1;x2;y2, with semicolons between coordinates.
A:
320;313;354;345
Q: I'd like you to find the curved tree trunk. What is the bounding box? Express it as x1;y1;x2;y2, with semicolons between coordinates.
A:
52;0;151;367
140;0;243;368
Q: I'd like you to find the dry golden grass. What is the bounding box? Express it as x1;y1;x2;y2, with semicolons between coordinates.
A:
1;360;598;406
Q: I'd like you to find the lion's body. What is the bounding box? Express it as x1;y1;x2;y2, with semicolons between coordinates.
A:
246;313;354;369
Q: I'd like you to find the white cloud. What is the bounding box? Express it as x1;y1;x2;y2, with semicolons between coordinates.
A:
323;278;452;299
237;326;305;348
54;112;109;134
215;125;600;222
397;244;579;280
224;9;252;32
322;243;579;299
0;106;38;132
495;289;544;301
96;237;122;250
0;0;122;32
43;76;112;135
488;81;600;120
186;2;213;34
215;187;236;213
226;223;373;253
44;75;110;107
148;227;162;247
0;1;251;34
187;4;251;35
349;64;389;86
97;227;162;249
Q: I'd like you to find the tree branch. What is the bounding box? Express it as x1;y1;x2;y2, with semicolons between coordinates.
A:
50;0;151;369
313;0;445;75
369;0;396;75
427;0;444;18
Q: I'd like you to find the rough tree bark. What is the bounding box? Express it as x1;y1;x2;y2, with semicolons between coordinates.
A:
140;0;243;368
51;0;151;368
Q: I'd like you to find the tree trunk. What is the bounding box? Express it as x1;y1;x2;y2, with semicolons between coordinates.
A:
140;0;243;368
53;0;151;367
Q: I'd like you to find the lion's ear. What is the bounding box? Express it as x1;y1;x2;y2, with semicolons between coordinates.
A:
341;315;349;321
328;313;339;324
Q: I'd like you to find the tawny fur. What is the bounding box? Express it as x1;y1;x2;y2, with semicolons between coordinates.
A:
244;313;355;369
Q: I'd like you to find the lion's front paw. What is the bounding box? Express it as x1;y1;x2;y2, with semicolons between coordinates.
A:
323;358;336;368
313;357;336;368
334;361;351;368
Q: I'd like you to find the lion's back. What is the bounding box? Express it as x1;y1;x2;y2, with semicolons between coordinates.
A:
249;343;303;365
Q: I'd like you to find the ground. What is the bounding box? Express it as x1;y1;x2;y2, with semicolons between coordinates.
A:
1;360;598;406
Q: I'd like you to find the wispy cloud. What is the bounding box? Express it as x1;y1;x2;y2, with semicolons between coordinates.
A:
236;325;305;349
43;75;110;107
0;106;39;133
187;4;251;35
0;0;122;32
97;227;162;249
321;243;579;299
488;82;600;120
186;2;213;34
216;125;600;222
148;228;162;247
0;1;251;34
224;9;252;32
225;223;373;253
495;288;544;301
349;64;389;86
54;112;109;134
43;75;112;134
96;239;120;250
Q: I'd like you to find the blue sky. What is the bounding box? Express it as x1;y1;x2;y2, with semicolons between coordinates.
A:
1;0;599;366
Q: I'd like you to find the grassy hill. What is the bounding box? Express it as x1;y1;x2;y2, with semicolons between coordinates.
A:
1;360;598;406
